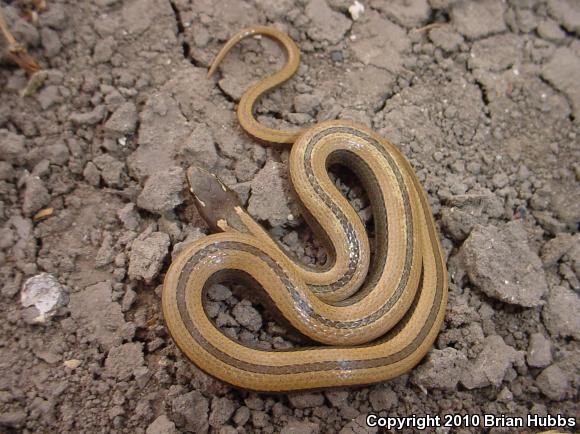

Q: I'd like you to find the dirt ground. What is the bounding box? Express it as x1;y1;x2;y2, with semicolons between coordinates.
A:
0;0;579;433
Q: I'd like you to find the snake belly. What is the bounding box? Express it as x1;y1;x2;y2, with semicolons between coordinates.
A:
162;120;448;392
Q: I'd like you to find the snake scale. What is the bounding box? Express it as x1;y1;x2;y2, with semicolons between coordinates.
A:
162;26;448;392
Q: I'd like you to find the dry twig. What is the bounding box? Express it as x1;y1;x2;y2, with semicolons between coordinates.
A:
0;3;40;73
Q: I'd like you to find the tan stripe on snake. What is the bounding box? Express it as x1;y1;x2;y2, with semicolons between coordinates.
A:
162;26;448;392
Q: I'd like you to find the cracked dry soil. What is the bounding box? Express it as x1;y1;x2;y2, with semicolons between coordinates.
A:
0;0;579;433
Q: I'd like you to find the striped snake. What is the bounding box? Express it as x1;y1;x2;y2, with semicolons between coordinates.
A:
162;26;448;392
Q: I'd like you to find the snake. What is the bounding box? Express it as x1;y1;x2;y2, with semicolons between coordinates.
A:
162;26;448;392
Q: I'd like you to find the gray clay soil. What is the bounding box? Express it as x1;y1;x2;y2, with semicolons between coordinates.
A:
1;0;579;433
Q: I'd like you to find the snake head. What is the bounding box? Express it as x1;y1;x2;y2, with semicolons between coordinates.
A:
186;165;243;232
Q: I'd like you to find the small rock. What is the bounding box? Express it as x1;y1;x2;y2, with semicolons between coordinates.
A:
0;129;26;164
339;414;378;434
207;283;232;302
21;273;68;323
70;105;107;126
294;94;321;115
325;389;349;408
412;347;468;391
41;27;62;56
374;0;430;27
117;203;141;230
306;0;352;44
104;102;138;138
496;387;513;402
209;397;236;427
63;359;82;369
93;154;126;188
83;161;101;186
526;333;552;368
458;222;548;307
44;143;69;165
36;85;62;110
348;1;364;21
542;47;580;123
93;36;116;63
450;0;506;39
137;167;185;215
104;342;144;380
251;410;269;428
146;415;178;434
542;286;580;340
95;233;115;267
541;233;577;267
128;231;171;283
248;161;293;227
429;26;464;52
461;335;524;389
537;19;567;41
536;365;569;401
22;175;51;216
368;386;398;411
288;392;325;409
281;421;320;434
231;300;262;332
179;125;219;169
0;410;27;428
122;288;137;312
172;391;209;433
441;190;503;242
548;0;580;34
172;228;206;259
350;12;410;73
233;406;250;426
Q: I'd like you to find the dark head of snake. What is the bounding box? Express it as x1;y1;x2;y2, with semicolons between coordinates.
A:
186;166;246;233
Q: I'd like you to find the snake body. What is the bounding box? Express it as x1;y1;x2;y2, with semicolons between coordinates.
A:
162;27;448;392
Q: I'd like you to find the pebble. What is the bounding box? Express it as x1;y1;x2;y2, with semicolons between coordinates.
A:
0;410;27;428
368;386;398;411
339;414;378;434
128;231;171;283
547;0;580;33
536;365;569;401
281;421;321;434
540;233;577;267
104;342;144;380
171;391;209;433
305;0;351;44
526;333;552;368
232;300;262;332
429;26;464;52
22;175;51;216
457;222;548;307
461;335;524;389
232;406;250;426
137;166;185;215
288;392;325;409
248;161;293;227
542;286;580;340
412;347;468;391
117;203;141;231
146;415;178;434
542;47;580;122
104;102;138;138
450;0;507;39
293;94;321;115
209;398;237;427
70;105;107;125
